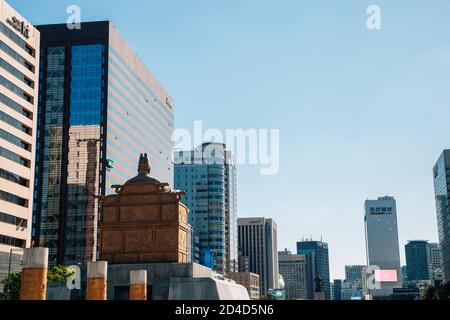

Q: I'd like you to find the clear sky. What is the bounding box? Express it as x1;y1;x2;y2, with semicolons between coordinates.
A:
9;0;450;280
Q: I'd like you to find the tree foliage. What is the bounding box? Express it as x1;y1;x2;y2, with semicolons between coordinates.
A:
0;265;75;300
423;282;450;300
47;265;75;282
0;272;21;300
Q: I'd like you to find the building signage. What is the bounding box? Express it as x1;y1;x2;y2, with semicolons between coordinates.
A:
369;206;393;215
6;17;30;39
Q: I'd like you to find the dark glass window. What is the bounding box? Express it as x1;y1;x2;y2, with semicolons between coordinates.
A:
0;189;28;207
70;44;104;126
0;92;32;119
0;168;28;186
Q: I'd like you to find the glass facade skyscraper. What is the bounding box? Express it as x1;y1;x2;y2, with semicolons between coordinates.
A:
174;143;237;274
433;150;450;282
296;240;331;300
32;22;174;266
405;240;432;282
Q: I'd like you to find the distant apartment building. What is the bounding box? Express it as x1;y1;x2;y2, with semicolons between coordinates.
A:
429;242;442;274
278;249;308;300
237;217;279;296
174;143;237;274
32;21;174;267
333;279;342;300
364;196;403;298
345;265;365;283
405;240;432;282
229;272;260;300
297;240;331;300
433;151;450;282
0;0;40;284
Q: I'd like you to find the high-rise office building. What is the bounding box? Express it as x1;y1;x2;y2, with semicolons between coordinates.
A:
0;0;39;284
345;265;365;283
433;150;450;282
174;143;237;274
405;240;432;282
333;279;342;301
429;242;442;274
237;217;279;296
278;249;307;300
364;196;402;298
297;240;331;300
32;22;174;267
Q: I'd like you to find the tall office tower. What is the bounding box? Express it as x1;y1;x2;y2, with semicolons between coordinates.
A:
278;249;307;300
433;150;450;282
405;240;432;282
237;217;279;296
345;265;365;283
333;279;342;301
297;240;331;300
364;196;402;298
32;22;174;267
174;143;237;274
0;0;39;284
429;242;442;274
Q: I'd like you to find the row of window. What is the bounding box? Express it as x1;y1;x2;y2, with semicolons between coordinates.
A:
0;212;27;228
0;167;28;187
0;39;34;72
0;128;31;151
0;189;28;207
0;109;31;134
0;234;25;248
0;57;33;88
0;22;34;56
0;91;32;119
0;74;33;103
0;146;30;167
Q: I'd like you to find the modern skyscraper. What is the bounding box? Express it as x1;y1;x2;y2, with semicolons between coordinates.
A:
429;242;442;274
345;265;365;283
333;279;342;301
237;217;279;296
32;22;174;267
364;196;402;298
405;240;432;282
433;150;450;282
278;249;307;300
174;143;237;274
0;0;39;284
296;240;331;300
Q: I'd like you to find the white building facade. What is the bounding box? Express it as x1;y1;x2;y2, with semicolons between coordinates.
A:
364;196;403;298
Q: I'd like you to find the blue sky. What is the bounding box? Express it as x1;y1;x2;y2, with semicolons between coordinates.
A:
9;0;450;280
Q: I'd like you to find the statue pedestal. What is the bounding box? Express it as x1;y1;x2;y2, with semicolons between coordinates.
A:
314;292;324;300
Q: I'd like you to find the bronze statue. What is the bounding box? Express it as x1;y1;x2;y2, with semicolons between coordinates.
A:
137;153;151;175
314;275;323;293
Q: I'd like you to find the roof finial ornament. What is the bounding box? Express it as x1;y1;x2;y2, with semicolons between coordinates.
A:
138;153;151;176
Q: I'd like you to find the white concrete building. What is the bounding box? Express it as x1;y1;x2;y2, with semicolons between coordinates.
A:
364;196;403;298
0;0;39;285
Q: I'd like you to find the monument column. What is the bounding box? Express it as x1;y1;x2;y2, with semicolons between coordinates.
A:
86;261;108;300
130;270;147;300
20;248;49;300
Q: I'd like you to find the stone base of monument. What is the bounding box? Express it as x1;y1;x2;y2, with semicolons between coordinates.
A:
314;292;324;300
107;262;250;300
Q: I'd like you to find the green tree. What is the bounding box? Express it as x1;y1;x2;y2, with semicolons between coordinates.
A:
0;265;75;300
0;272;21;300
423;282;450;300
47;265;75;282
